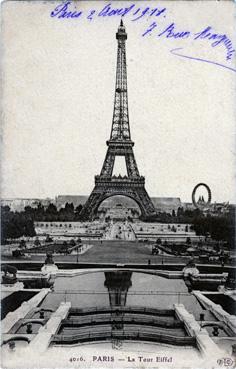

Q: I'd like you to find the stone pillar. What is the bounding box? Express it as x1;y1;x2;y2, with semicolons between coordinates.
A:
29;301;71;352
174;303;223;357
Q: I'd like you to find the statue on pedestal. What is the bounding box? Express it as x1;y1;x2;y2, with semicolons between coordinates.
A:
41;252;58;275
183;259;200;278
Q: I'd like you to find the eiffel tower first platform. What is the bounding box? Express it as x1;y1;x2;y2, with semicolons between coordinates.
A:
80;20;156;221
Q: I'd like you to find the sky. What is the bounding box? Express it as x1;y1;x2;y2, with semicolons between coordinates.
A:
1;0;236;203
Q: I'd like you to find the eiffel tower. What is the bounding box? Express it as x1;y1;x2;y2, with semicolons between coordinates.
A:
80;20;156;220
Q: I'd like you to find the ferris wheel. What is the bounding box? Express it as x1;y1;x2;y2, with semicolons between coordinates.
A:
192;183;212;209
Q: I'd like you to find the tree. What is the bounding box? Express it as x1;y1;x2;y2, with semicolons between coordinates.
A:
70;239;76;246
45;203;58;221
34;237;41;247
24;218;36;237
24;206;35;217
46;203;58;214
65;202;74;212
75;204;83;213
34;203;45;221
177;207;184;217
75;204;83;220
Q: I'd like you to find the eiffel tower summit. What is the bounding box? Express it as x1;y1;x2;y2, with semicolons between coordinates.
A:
80;20;156;220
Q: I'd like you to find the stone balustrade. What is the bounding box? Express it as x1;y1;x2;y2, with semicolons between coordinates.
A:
29;301;71;352
193;291;236;334
2;289;50;337
174;303;223;357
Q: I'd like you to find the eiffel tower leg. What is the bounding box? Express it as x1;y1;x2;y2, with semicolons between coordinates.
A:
79;187;106;220
100;150;115;177
125;152;139;177
134;188;156;219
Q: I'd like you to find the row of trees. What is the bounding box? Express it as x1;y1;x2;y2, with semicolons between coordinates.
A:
1;203;235;248
24;202;83;221
146;207;203;223
176;207;235;248
193;214;235;246
1;202;83;242
146;206;235;248
1;206;36;242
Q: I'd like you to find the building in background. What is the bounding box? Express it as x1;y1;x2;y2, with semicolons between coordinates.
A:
1;198;53;212
1;196;233;216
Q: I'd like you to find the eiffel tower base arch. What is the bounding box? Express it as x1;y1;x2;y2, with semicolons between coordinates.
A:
79;176;156;221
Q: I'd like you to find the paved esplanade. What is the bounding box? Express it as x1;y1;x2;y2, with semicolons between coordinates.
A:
78;241;154;263
104;221;136;240
2;241;192;264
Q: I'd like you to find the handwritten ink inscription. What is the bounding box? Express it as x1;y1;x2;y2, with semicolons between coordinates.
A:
50;1;236;73
50;2;167;21
143;22;234;61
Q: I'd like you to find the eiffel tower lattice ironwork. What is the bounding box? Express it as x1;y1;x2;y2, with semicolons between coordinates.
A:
80;20;156;220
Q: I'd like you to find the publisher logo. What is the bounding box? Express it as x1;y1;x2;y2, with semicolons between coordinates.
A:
217;358;234;367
